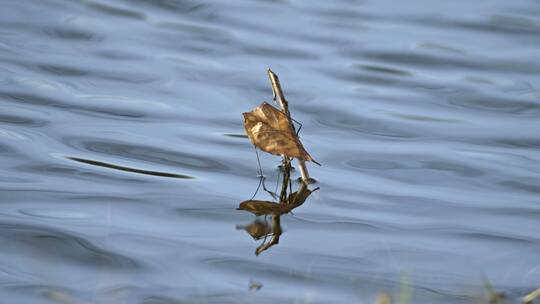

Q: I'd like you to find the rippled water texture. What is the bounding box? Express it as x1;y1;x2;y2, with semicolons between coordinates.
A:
1;0;540;303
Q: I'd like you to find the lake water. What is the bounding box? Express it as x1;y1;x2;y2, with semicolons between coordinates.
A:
1;0;540;303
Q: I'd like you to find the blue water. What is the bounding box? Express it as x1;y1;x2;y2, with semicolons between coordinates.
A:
1;0;540;303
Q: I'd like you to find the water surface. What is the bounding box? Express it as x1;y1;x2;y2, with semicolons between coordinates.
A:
1;0;540;303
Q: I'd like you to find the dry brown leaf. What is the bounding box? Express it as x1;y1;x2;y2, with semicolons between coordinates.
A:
243;102;313;161
237;200;286;216
286;187;314;208
237;220;273;240
237;185;314;216
376;293;392;304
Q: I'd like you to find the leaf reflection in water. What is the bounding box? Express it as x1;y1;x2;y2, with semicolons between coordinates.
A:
236;159;318;255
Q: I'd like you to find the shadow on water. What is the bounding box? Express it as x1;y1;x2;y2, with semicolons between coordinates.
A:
236;158;318;255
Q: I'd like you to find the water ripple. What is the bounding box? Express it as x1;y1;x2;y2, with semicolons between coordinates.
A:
67;156;195;179
0;222;140;269
2;0;540;302
0;90;174;120
63;137;230;173
78;0;146;20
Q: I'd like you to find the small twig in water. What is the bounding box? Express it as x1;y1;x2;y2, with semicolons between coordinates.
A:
249;176;263;201
263;180;278;200
267;68;311;183
523;288;540;304
291;117;303;135
250;147;278;200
